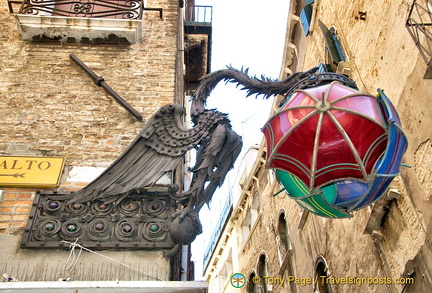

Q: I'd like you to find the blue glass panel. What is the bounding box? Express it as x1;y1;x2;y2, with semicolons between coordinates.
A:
333;180;369;207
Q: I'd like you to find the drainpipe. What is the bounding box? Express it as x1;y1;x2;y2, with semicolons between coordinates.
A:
177;1;189;282
181;245;189;281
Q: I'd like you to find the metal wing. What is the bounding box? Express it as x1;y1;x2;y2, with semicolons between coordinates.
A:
70;104;208;204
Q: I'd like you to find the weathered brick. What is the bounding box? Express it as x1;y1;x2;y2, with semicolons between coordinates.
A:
10;221;27;228
12;214;30;221
0;193;17;200
17;193;33;199
0;200;33;207
14;207;31;214
0;207;13;214
0;214;12;221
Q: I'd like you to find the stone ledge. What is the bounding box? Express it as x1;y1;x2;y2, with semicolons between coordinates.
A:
0;281;208;292
15;14;143;43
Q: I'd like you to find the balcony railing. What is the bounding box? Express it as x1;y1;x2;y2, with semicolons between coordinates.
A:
15;0;146;43
184;5;213;75
406;0;432;65
202;191;233;272
185;5;212;25
18;0;144;19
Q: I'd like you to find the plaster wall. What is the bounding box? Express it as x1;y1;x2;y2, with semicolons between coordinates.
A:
206;0;431;292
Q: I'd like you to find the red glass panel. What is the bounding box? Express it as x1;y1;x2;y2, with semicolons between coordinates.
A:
264;82;388;191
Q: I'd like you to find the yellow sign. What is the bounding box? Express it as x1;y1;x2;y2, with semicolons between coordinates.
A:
0;156;65;188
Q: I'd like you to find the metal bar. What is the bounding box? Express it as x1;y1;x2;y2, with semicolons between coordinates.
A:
70;54;143;121
8;0;23;13
144;7;163;19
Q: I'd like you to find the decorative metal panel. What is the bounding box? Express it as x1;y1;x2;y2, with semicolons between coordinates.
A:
21;189;176;249
18;0;144;19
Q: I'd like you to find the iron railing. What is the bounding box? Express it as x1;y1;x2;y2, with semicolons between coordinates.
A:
202;191;233;272
185;5;212;24
18;0;144;19
406;0;432;65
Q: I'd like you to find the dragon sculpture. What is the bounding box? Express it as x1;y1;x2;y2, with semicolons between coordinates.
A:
70;66;357;245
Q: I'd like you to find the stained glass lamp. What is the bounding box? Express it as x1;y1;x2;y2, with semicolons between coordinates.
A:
262;81;407;218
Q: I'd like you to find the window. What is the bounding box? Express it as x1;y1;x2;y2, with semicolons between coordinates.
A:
219;249;233;288
257;254;269;293
276;212;294;278
247;271;258;293
241;194;260;244
241;209;252;242
251;194;260;225
314;256;333;293
318;20;346;65
278;213;290;252
300;0;315;35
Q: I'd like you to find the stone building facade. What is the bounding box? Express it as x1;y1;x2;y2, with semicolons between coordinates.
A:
204;0;431;292
0;0;210;289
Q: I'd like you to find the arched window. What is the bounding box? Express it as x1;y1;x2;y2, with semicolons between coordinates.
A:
315;256;333;293
247;271;258;293
257;254;269;293
278;212;290;251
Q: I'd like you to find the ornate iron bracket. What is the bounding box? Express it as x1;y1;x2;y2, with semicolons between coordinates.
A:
21;187;178;250
278;71;358;107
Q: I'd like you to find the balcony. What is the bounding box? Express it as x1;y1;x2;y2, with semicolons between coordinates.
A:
184;5;212;90
406;0;432;77
202;191;232;272
15;0;145;43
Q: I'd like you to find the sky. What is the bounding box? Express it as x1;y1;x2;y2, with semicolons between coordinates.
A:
190;0;290;279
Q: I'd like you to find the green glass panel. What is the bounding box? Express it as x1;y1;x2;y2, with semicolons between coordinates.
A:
276;170;351;218
276;170;309;198
321;184;337;205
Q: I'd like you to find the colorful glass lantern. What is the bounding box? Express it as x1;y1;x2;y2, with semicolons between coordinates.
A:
262;82;407;218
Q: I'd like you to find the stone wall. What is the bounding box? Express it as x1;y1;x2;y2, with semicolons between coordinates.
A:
205;0;432;292
299;1;432;291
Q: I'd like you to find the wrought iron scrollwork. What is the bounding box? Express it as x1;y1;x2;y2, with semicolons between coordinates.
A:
18;0;144;19
142;221;166;242
117;199;140;217
144;199;167;217
91;201;114;216
87;219;111;241
60;220;84;241
34;219;61;241
115;220;137;242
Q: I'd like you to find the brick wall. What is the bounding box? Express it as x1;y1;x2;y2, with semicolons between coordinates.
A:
0;0;180;237
0;188;36;234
